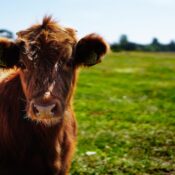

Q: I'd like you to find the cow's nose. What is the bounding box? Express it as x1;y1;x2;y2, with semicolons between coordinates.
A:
32;103;58;116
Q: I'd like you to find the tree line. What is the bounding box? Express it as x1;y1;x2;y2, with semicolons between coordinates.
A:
111;35;175;52
1;30;175;52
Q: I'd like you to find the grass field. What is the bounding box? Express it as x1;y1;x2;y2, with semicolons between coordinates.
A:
70;52;175;175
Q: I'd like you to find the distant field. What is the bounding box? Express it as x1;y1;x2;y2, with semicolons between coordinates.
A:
71;52;175;175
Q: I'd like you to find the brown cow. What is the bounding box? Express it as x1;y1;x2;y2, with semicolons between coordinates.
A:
0;16;108;175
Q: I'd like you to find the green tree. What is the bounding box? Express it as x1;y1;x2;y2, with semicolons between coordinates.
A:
150;38;161;51
119;34;128;45
168;41;175;51
0;29;14;39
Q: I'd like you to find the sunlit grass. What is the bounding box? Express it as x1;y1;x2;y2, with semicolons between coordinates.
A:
71;52;175;175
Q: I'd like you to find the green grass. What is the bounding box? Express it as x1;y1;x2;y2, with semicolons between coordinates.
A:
70;52;175;175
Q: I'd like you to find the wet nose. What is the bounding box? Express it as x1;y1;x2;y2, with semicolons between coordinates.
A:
32;103;58;116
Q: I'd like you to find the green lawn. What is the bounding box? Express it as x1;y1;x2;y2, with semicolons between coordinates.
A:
70;52;175;175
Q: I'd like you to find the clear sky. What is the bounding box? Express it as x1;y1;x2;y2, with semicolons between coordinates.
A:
1;0;175;44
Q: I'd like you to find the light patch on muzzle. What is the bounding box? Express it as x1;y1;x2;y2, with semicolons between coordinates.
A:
34;103;56;117
25;110;70;126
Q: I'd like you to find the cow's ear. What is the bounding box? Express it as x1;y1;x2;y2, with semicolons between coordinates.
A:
74;33;108;67
0;38;20;68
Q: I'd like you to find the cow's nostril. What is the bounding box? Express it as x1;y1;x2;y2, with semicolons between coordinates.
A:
51;104;58;114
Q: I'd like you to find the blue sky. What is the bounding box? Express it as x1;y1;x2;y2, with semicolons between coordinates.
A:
1;0;175;44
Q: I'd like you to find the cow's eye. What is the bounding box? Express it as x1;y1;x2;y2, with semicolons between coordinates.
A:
17;61;26;69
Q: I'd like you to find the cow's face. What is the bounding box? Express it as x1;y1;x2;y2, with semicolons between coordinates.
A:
0;17;108;126
18;40;75;126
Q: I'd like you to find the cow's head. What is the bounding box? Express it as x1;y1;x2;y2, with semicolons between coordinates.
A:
0;17;108;126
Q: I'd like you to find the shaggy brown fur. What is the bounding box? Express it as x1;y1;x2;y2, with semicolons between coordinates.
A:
0;16;108;175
